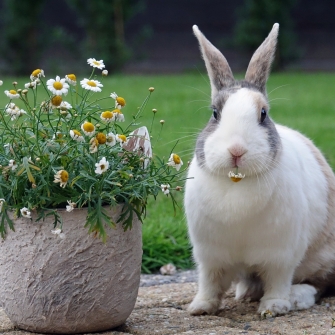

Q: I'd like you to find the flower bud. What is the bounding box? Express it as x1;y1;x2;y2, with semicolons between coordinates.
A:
12;81;18;86
160;120;165;124
22;89;28;95
175;186;182;191
0;80;3;86
149;87;155;92
152;108;157;113
17;89;22;93
102;70;108;76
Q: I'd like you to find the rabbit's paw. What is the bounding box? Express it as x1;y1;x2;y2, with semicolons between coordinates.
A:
290;284;316;310
188;298;220;316
258;298;291;316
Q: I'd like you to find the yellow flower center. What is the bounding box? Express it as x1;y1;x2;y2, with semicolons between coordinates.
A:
87;80;97;87
230;176;243;183
51;95;62;106
73;130;81;136
172;154;181;164
53;81;63;90
101;111;113;119
60;170;69;182
96;132;106;144
116;97;126;106
83;122;95;132
90;138;99;146
118;134;127;142
32;69;42;77
67;74;76;81
113;109;122;114
9;90;17;94
93;61;101;66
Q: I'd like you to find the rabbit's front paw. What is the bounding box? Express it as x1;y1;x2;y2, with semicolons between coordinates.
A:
290;284;316;310
258;298;291;316
188;297;220;315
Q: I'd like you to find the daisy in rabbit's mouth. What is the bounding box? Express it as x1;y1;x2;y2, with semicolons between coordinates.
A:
228;168;245;182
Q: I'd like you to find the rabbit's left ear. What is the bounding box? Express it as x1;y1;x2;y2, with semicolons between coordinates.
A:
245;23;279;94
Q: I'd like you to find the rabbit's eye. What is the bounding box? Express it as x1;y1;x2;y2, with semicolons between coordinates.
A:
212;108;218;120
260;108;267;123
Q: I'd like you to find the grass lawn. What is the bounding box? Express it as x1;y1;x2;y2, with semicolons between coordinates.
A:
1;72;335;272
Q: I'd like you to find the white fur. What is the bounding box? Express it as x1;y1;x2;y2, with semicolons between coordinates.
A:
185;88;327;316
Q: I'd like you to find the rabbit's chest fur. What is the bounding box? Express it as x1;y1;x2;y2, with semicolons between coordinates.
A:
185;126;329;269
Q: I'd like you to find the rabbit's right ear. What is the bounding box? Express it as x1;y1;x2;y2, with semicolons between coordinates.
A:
193;25;234;98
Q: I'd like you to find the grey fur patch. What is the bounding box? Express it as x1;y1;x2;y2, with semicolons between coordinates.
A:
259;114;282;159
195;117;218;167
245;24;279;95
193;25;235;95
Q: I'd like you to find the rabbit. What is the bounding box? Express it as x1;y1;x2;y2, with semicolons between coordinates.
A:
184;23;335;317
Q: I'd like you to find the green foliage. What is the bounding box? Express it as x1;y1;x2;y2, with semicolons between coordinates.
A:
142;193;193;273
234;0;299;67
0;64;184;241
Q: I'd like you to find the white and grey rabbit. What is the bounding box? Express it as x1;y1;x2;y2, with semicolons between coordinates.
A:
184;23;335;316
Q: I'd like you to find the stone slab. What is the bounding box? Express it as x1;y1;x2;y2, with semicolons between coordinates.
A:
1;281;335;334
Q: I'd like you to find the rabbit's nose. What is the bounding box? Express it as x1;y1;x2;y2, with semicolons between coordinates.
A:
228;146;247;158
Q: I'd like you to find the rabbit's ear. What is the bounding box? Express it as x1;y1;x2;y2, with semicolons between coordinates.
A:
245;23;279;94
193;25;234;97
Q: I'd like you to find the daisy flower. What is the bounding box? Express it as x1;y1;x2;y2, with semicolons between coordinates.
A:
0;199;5;213
69;129;84;142
167;153;183;171
30;69;45;81
20;207;32;218
113;109;125;122
95;157;109;174
80;78;103;92
5;90;20;99
66;200;76;212
100;110;114;122
50;95;62;108
60;110;71;121
24;81;37;89
87;58;105;69
46;76;69;96
52;132;63;140
116;134;127;145
81;121;95;136
59;101;72;111
51;228;65;239
106;132;116;147
110;92;126;109
161;184;170;195
54;170;69;188
228;170;245;183
96;132;107;144
65;74;77;85
5;103;20;119
8;108;26;121
89;137;99;153
8;159;18;171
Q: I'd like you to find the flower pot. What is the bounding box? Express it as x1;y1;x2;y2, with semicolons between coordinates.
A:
0;205;142;334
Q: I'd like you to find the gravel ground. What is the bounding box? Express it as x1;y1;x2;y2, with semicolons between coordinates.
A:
1;270;335;335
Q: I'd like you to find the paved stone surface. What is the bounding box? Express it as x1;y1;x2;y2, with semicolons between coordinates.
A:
1;272;335;334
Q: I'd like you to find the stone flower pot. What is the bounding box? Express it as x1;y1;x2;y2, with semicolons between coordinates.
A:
0;205;142;334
